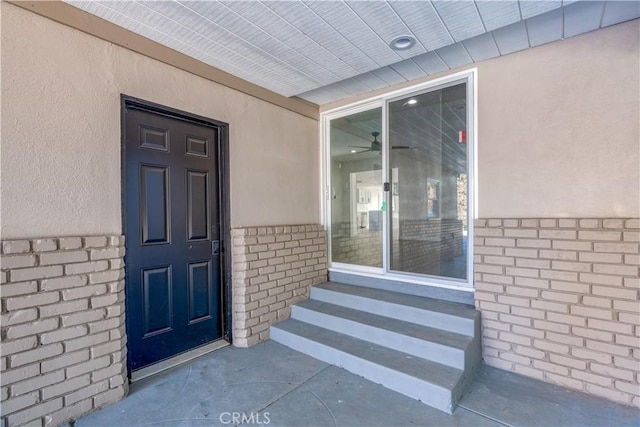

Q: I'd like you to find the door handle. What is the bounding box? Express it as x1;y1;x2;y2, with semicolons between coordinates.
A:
212;240;220;255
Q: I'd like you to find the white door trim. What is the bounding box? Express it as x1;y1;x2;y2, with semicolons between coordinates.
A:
322;69;478;290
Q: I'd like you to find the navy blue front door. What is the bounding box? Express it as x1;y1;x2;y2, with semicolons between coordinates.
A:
124;103;223;371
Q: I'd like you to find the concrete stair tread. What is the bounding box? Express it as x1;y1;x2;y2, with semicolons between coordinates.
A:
295;299;472;351
272;318;464;391
317;282;477;320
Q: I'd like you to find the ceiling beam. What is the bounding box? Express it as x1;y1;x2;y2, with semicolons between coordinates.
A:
8;0;319;121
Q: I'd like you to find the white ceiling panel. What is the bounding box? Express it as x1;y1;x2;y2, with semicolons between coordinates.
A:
371;67;408;86
462;32;500;62
256;1;380;73
333;75;377;95
519;1;562;19
476;1;522;31
176;2;339;85
336;78;380;97
305;1;403;66
94;1;315;94
492;21;530;55
601;1;640;27
101;2;270;68
388;1;453;51
436;43;474;69
390;59;429;81
412;51;450;75
432;1;486;41
199;2;356;81
526;7;564;47
299;85;346;105
64;1;637;105
564;1;606;38
346;1;427;59
351;73;390;92
332;80;366;98
70;1;296;94
299;77;370;105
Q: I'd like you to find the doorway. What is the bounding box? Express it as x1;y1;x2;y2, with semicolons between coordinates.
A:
324;71;475;289
122;97;230;372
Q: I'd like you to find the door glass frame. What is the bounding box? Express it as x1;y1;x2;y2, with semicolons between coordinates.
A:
321;69;477;290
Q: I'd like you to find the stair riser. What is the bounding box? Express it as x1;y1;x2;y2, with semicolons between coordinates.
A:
465;340;481;372
311;288;476;336
463;320;482;382
291;305;466;370
271;326;456;414
329;272;475;305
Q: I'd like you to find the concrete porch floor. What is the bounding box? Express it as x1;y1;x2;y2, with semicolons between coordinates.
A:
76;341;639;427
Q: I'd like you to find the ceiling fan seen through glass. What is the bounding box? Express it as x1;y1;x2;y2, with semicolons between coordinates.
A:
348;132;413;154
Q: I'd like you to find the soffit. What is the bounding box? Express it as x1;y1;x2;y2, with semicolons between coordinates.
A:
64;1;639;105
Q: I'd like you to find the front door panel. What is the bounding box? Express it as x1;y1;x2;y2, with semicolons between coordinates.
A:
125;106;223;371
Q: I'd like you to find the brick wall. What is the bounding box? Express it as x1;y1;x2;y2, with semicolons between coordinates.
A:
474;219;640;407
1;236;127;426
332;222;382;267
398;219;464;273
231;225;328;347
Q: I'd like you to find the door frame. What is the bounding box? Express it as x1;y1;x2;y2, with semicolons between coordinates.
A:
320;68;477;291
120;95;233;367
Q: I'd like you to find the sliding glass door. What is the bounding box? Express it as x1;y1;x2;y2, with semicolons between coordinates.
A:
329;106;383;269
388;83;468;281
325;72;473;287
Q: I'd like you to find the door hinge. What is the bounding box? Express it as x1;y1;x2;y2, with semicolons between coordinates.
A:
383;182;390;192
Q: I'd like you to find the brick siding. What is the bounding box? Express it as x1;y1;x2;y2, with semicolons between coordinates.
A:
231;225;328;347
1;236;127;426
397;219;464;273
332;222;382;267
474;219;640;407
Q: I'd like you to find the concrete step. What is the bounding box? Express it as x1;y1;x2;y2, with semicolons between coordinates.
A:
291;299;472;370
271;319;466;414
310;282;479;336
270;282;482;414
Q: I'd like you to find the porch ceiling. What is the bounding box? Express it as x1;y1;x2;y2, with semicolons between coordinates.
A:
64;1;639;105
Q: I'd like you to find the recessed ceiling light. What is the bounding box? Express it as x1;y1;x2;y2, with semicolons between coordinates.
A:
390;35;416;51
350;149;357;153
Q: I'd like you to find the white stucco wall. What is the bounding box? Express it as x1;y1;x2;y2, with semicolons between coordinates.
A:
477;19;639;218
322;20;640;219
0;3;319;239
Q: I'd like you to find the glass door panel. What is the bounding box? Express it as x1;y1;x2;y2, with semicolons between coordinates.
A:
388;83;468;280
329;107;383;268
